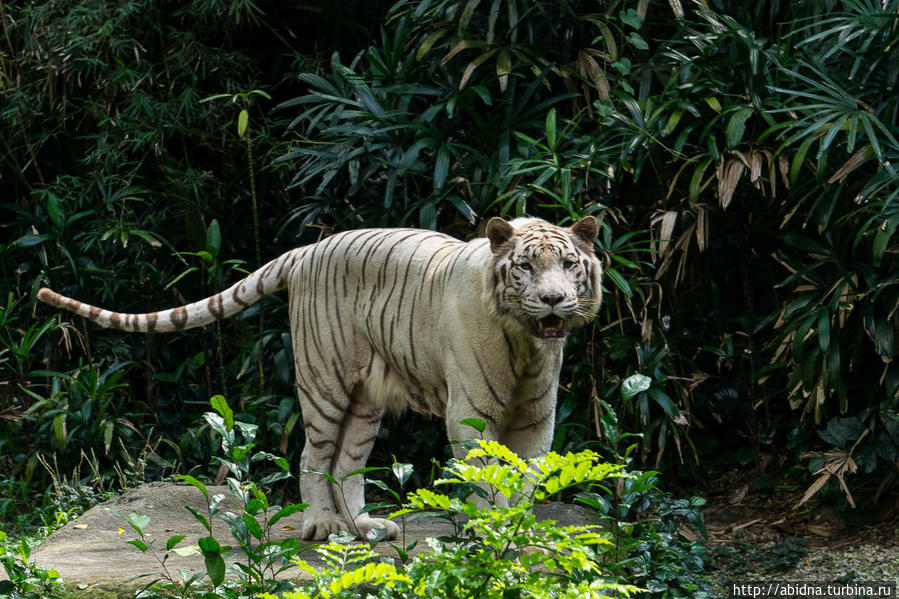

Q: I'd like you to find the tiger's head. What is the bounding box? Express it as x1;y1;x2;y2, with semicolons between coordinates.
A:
485;216;603;340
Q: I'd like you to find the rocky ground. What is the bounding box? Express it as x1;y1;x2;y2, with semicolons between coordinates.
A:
7;475;899;598
14;482;596;597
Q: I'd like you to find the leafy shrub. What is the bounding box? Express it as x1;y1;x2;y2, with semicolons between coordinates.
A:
257;436;713;598
260;439;645;599
119;395;307;598
0;530;69;599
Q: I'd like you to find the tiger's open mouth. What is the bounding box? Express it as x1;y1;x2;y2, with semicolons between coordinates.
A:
532;315;568;339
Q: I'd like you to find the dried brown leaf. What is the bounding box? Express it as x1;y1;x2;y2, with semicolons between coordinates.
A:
827;145;873;185
695;203;708;252
677;523;701;541
717;158;745;210
780;200;801;229
657;210;678;257
672;222;695;286
794;471;831;510
806;524;832;536
576;50;610;102
666;153;705;201
749;150;763;185
732;518;761;532
441;39;473;66
760;149;777;198
496;47;511;92
729;484;749;505
778;155;791;190
637;0;650;19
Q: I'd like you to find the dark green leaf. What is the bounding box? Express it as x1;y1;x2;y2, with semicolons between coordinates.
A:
166;534;187;552
15;233;51;248
268;503;308;527
434;146;450;190
243;512;264;540
184;505;212;533
176;474;209;499
648;388;679;419
818;417;864;447
391;461;414;486
206;219;221;257
459;417;486;433
621;374;651;401
725;106;753;149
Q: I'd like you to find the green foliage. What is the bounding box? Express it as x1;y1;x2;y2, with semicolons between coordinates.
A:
263;440;644;599
0;530;69;599
0;0;333;515
118;401;709;599
256;436;714;599
119;396;308;598
577;400;713;598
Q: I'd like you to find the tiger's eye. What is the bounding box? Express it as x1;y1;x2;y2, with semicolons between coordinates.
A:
518;262;532;272
563;260;577;270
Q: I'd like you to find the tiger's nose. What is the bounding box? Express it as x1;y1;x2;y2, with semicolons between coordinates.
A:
541;292;564;306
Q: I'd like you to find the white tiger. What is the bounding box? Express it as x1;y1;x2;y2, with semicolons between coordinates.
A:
37;216;603;540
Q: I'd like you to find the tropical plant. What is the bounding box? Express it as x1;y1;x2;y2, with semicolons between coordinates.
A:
120;395;307;598
0;530;69;599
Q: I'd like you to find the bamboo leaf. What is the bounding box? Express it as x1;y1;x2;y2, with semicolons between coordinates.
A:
725;106;753;149
459;48;498;89
486;0;500;44
458;0;483;35
872;214;898;268
545;108;557;150
817;311;830;353
790;135;816;186
237;109;249;137
416;28;450;61
434;146;450;190
605;267;632;297
496;47;512;92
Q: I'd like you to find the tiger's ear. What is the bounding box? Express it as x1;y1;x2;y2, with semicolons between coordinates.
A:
486;217;516;254
569;216;599;252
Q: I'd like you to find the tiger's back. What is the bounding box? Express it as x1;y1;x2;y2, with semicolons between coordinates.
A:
287;227;471;419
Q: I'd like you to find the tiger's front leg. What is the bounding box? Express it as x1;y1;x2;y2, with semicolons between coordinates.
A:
444;384;513;508
444;369;559;507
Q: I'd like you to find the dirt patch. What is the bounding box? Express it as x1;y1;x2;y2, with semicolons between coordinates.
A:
695;466;899;591
697;467;899;549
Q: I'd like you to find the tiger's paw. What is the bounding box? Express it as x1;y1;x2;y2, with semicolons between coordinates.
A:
302;510;350;541
352;516;399;540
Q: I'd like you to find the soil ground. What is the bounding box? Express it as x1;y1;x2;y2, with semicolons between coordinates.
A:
697;467;899;549
694;465;899;593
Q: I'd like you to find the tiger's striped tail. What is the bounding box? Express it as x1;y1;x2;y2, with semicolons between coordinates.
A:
37;249;301;333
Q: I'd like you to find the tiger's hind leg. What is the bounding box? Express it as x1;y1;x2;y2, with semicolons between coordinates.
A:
297;385;352;541
331;391;399;540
